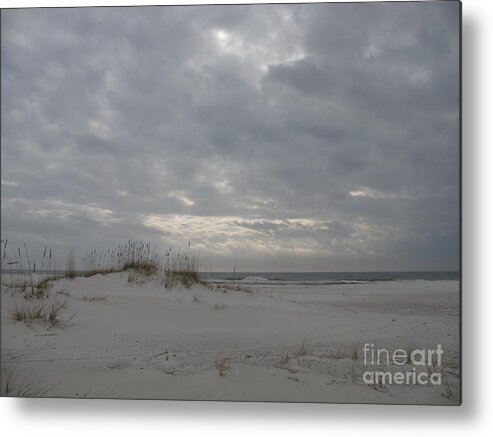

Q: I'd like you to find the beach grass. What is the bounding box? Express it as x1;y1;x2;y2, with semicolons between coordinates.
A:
0;366;52;397
9;299;69;327
2;240;203;291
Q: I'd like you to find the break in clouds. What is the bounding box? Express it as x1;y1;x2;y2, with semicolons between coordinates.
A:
0;3;460;272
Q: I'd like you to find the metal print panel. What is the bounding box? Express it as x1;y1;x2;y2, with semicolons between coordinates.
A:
0;1;461;404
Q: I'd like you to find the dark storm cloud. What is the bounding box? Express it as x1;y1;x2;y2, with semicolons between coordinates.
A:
1;2;460;271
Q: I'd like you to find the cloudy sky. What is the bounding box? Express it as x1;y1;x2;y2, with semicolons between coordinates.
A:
1;2;460;272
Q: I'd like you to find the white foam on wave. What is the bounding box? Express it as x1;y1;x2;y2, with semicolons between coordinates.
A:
237;275;271;283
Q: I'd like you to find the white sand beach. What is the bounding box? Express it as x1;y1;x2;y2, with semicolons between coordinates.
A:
1;273;460;404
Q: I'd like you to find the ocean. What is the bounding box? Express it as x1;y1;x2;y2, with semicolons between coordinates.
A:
199;271;460;286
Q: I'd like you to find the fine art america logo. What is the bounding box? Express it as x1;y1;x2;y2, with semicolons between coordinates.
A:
361;343;444;386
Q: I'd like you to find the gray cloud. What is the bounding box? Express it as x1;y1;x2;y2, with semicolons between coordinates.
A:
1;3;460;271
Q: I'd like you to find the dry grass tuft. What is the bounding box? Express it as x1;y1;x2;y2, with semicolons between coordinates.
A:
161;250;200;289
9;300;71;328
65;251;77;279
292;337;311;358
350;343;360;360
10;301;45;322
80;296;106;302
47;301;66;327
215;356;231;377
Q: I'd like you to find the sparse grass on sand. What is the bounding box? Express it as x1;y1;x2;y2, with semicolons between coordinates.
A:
0;366;52;397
